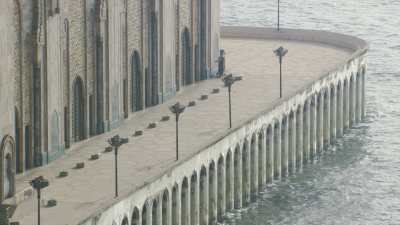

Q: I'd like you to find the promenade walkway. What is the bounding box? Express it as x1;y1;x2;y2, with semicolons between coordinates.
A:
11;35;351;225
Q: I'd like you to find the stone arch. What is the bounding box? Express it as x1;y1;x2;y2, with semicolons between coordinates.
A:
0;135;15;201
266;124;274;183
181;28;192;86
273;121;281;179
131;51;143;112
122;216;129;225
217;155;224;221
190;171;198;225
199;165;208;225
181;177;189;225
131;207;140;225
233;144;241;209
242;140;250;206
171;184;179;225
225;149;232;210
72;77;85;142
250;133;257;198
162;189;169;225
152;199;158;225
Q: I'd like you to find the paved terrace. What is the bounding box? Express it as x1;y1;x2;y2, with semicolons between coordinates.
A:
12;28;352;225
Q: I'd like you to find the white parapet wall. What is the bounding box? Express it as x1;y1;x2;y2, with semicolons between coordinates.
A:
79;26;368;225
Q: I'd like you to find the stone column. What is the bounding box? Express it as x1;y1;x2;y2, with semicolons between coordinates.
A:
258;129;267;187
217;160;225;222
190;174;200;225
281;117;289;177
349;77;356;127
242;140;251;206
310;96;317;159
234;147;242;209
330;86;337;142
303;102;310;163
336;83;344;138
273;122;281;179
226;151;234;211
356;72;362;123
138;210;143;225
251;135;259;197
317;94;324;154
361;70;366;120
289;113;296;174
209;167;217;225
200;171;209;225
296;108;303;169
147;202;153;225
344;79;350;130
157;195;163;225
167;191;173;225
267;125;274;183
225;150;235;211
323;90;331;148
175;188;181;225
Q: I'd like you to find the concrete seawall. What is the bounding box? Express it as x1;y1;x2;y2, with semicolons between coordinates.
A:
80;26;368;225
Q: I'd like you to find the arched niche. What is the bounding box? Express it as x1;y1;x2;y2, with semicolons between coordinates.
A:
0;135;16;201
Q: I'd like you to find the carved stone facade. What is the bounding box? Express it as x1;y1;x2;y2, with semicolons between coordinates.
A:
0;0;220;199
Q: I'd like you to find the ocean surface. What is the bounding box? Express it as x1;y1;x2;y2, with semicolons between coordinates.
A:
221;0;400;224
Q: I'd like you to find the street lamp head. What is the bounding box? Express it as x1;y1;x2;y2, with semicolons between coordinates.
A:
30;176;49;190
222;74;242;88
169;102;186;116
274;46;288;58
108;135;129;148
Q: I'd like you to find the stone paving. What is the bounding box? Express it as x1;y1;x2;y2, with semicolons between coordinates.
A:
11;37;351;225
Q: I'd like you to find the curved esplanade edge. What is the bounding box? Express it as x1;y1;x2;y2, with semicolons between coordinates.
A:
220;26;369;58
80;27;368;225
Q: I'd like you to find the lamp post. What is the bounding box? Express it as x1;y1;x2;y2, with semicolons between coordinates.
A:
273;46;288;98
222;74;242;129
108;135;129;198
277;0;281;31
170;102;186;161
30;176;49;225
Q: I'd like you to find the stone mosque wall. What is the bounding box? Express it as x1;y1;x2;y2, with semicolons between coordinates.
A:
0;0;220;202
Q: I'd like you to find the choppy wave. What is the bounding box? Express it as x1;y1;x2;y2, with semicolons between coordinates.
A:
221;0;400;224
